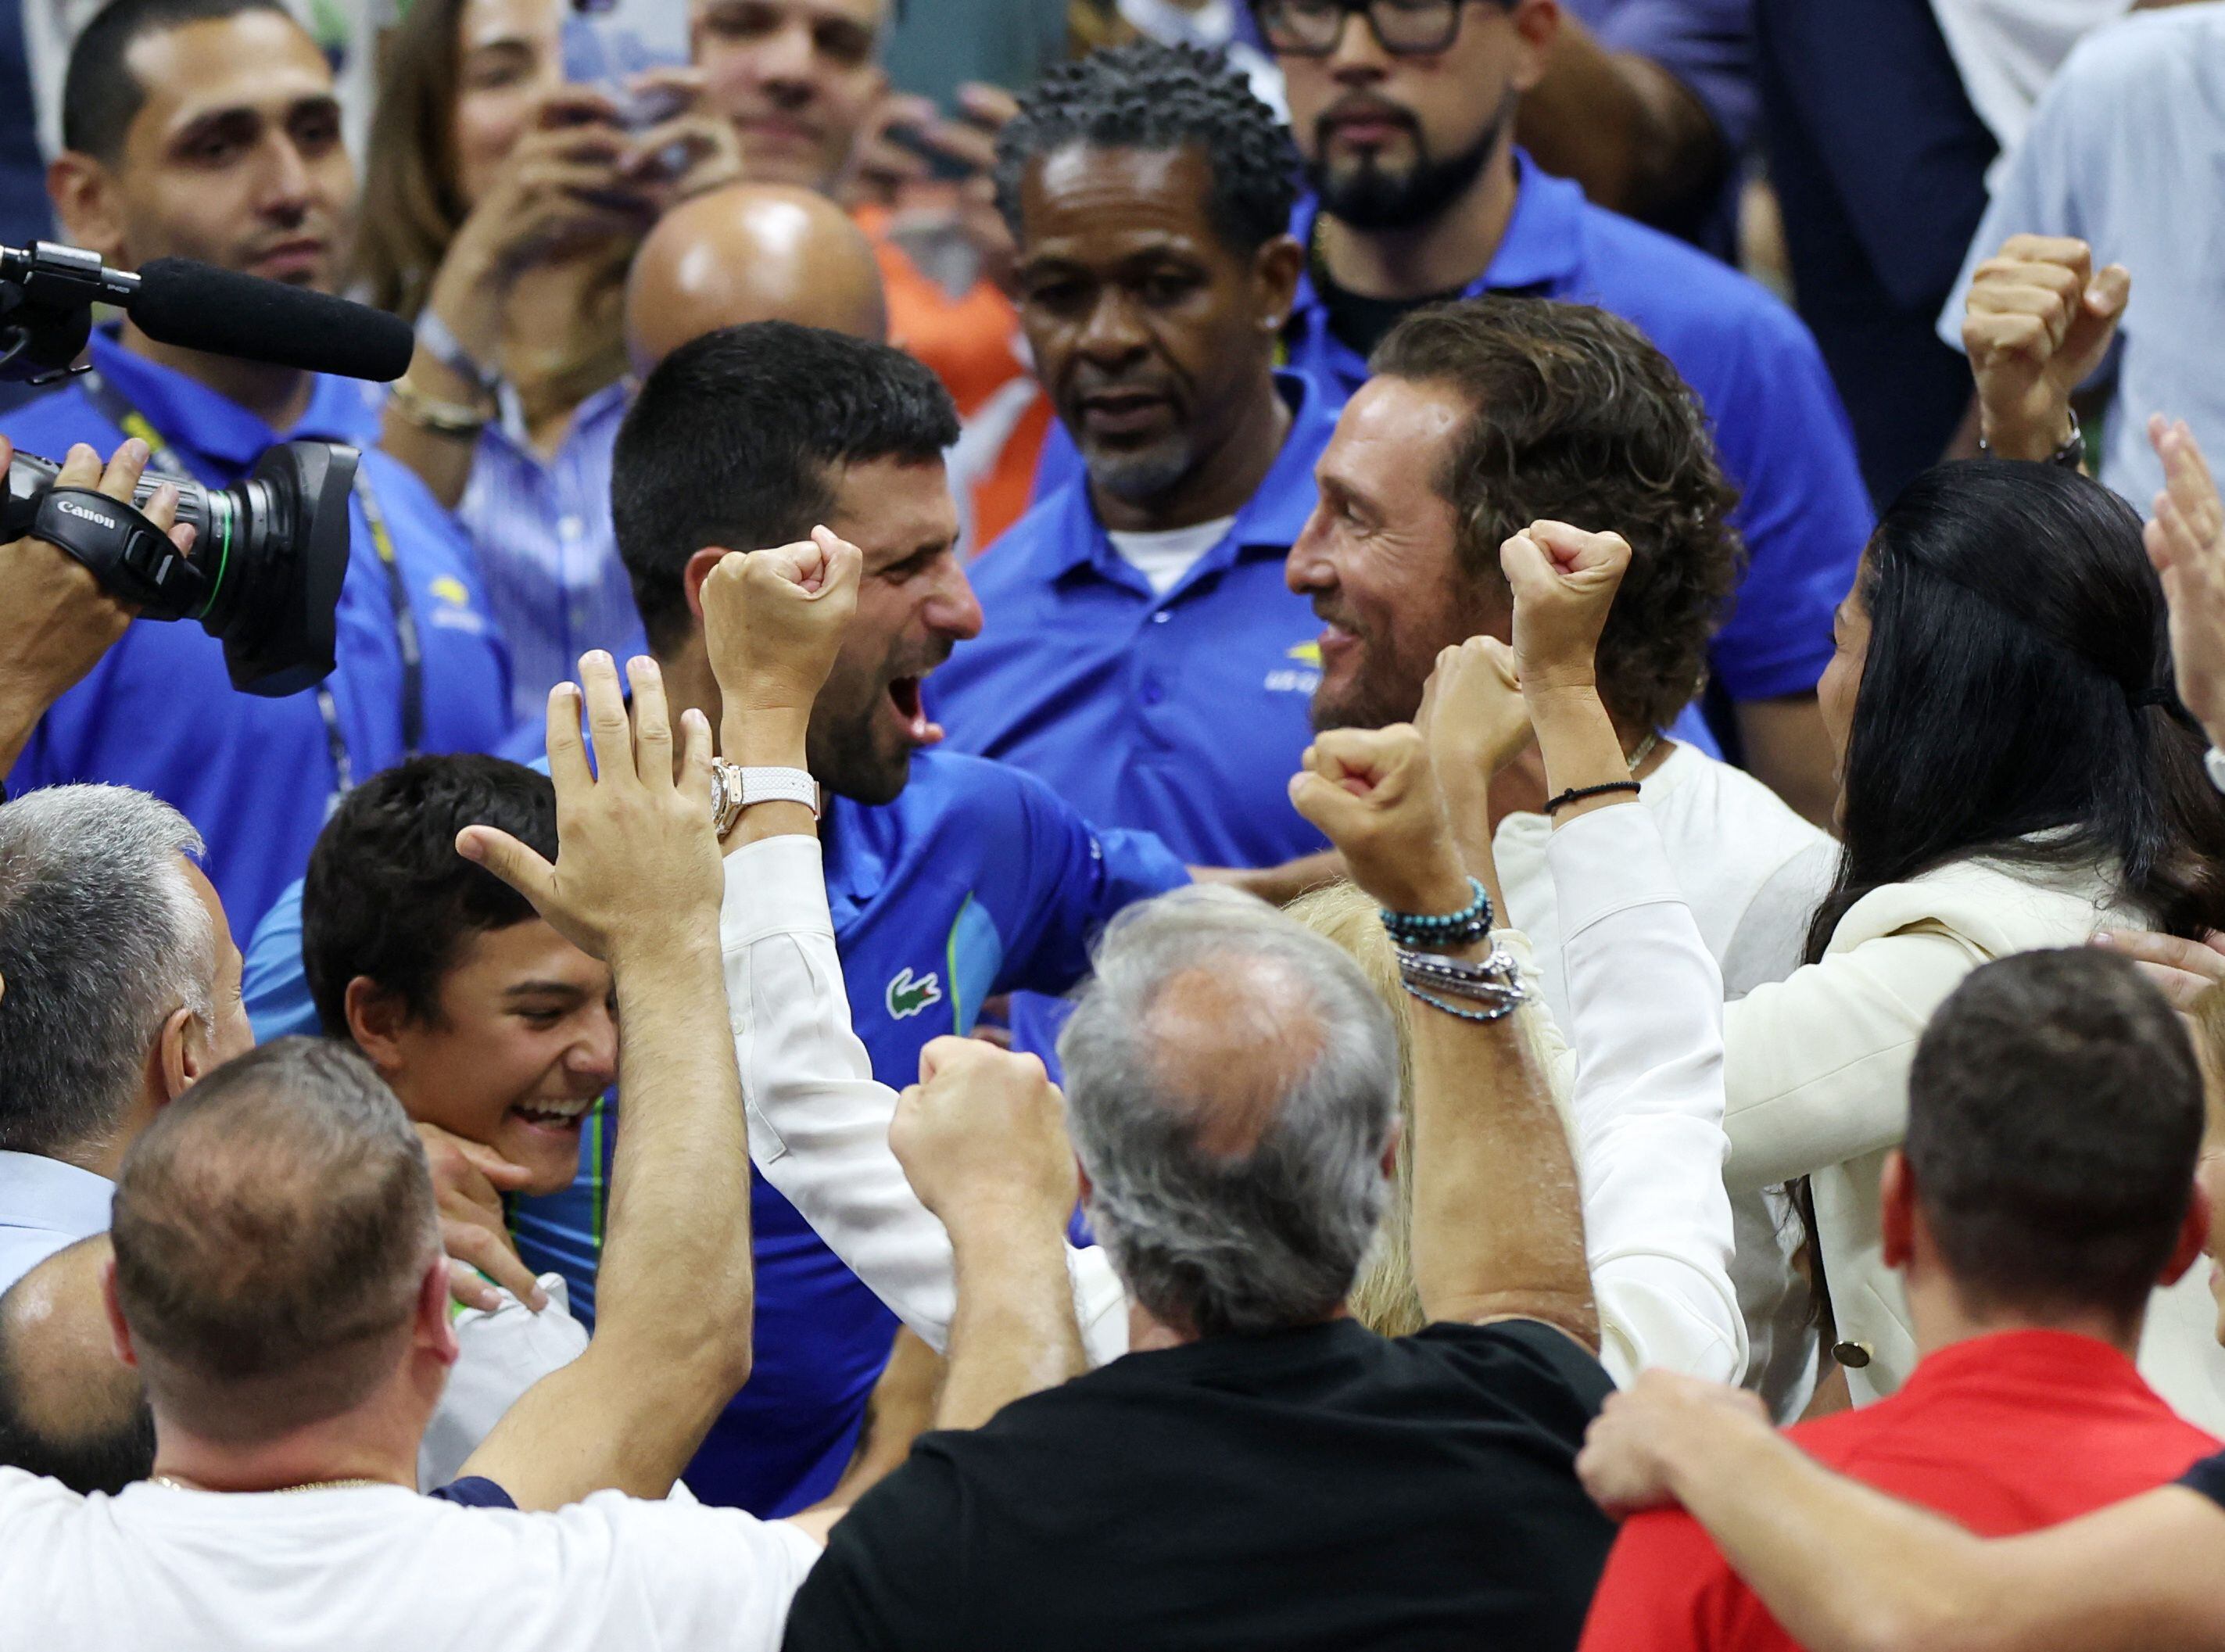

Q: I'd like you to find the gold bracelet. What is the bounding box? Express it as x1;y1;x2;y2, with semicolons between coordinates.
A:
389;374;493;439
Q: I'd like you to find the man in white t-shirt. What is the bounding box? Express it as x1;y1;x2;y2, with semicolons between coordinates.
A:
1292;294;1841;1417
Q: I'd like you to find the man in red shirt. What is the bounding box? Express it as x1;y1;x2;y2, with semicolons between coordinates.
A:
1578;946;2218;1652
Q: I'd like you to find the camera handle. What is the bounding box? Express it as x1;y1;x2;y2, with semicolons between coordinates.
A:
30;486;209;618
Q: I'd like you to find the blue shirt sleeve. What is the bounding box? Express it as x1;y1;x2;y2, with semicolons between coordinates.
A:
1704;306;1873;704
242;877;323;1041
426;1475;518;1507
988;769;1191;998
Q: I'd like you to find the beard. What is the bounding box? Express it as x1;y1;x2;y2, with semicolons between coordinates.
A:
1308;663;1428;735
1080;436;1197;511
804;643;951;807
1309;93;1513;233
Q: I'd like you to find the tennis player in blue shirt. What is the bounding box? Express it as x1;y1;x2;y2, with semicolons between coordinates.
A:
249;319;1190;1516
4;0;511;936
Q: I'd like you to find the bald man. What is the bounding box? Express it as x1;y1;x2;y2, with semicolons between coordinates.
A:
625;184;889;371
0;1237;152;1495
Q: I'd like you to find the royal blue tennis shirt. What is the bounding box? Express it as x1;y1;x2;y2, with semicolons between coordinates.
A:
2;329;513;936
932;370;1338;872
1034;152;1872;713
243;744;1190;1515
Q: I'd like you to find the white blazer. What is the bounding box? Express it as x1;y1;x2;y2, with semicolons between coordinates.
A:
1718;851;2223;1425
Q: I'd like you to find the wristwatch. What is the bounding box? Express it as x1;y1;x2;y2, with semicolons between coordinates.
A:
711;761;821;837
2205;745;2225;797
1979;407;2085;471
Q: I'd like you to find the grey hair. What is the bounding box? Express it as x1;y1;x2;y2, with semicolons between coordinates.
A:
0;786;213;1156
1057;885;1402;1338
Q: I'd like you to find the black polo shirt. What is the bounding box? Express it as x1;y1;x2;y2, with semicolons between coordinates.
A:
782;1316;1615;1652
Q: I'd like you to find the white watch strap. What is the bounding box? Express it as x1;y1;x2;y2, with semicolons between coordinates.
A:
729;770;819;823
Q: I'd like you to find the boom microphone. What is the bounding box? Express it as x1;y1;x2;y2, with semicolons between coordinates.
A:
0;242;415;385
131;258;416;383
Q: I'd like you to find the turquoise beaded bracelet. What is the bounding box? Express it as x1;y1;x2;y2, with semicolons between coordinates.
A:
1379;876;1492;951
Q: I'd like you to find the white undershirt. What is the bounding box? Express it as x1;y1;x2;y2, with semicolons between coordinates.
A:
1105;516;1237;597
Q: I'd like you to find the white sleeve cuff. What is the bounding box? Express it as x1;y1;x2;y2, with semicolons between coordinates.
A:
720;833;836;955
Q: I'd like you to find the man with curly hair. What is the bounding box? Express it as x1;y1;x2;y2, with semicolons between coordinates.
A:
1291;293;1839;1417
930;41;1336;884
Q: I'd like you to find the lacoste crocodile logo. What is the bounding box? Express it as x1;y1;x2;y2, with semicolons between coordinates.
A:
887;967;944;1020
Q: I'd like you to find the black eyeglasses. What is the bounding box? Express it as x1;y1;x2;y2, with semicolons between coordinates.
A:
1252;0;1482;58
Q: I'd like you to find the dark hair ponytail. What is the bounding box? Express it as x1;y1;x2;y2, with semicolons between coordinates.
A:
1805;460;2225;963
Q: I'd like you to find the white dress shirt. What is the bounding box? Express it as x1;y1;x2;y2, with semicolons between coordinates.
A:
0;1150;113;1297
1498;740;1836;1417
723;802;1745;1386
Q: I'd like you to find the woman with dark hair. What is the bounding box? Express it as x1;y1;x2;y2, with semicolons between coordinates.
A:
1448;444;2225;1424
1717;451;2225;1414
356;0;736;722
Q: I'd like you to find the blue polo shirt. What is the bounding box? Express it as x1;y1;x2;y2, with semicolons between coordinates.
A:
241;745;1189;1516
2;331;513;936
932;371;1336;872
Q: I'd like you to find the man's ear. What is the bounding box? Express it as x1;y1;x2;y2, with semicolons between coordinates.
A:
48;152;127;263
1378;1116;1403;1180
1879;1148;1915;1272
2160;1181;2212;1288
1507;0;1562;95
683;546;731;622
414;1256;462;1369
153;1004;210;1106
101;1256;138;1370
1254;233;1305;335
344;976;413;1076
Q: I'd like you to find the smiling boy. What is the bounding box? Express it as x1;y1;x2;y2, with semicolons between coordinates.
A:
301;752;611;1486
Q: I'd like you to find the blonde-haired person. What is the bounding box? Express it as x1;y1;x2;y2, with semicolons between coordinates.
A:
357;0;739;720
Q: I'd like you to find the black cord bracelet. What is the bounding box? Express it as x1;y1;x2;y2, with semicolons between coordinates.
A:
1542;779;1641;816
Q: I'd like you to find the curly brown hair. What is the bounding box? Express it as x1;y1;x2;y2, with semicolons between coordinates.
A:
1368;296;1744;735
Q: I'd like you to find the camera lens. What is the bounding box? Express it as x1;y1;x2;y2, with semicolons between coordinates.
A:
4;439;359;697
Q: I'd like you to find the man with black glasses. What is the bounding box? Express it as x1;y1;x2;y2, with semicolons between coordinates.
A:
1251;0;1868;827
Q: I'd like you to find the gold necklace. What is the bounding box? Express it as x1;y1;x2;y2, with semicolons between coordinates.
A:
150;1475;391;1495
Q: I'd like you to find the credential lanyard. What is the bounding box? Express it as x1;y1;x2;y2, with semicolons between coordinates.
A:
77;370;425;799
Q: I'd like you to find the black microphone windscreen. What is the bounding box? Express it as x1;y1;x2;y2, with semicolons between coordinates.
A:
128;260;416;383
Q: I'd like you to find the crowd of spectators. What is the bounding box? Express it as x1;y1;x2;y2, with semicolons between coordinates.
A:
5;0;2225;1647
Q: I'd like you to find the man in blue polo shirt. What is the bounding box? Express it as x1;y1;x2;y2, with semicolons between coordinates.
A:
931;43;1331;876
247;320;1189;1514
1249;0;1870;825
3;0;510;936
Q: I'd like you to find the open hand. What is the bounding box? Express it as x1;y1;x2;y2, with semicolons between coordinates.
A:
890;1035;1077;1237
2093;926;2225;1015
457;651;722;964
1289;724;1469;916
417;1120;548;1313
1500;520;1632;696
2144;417;2225;747
1962;235;2128;460
1576;1368;1772;1520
